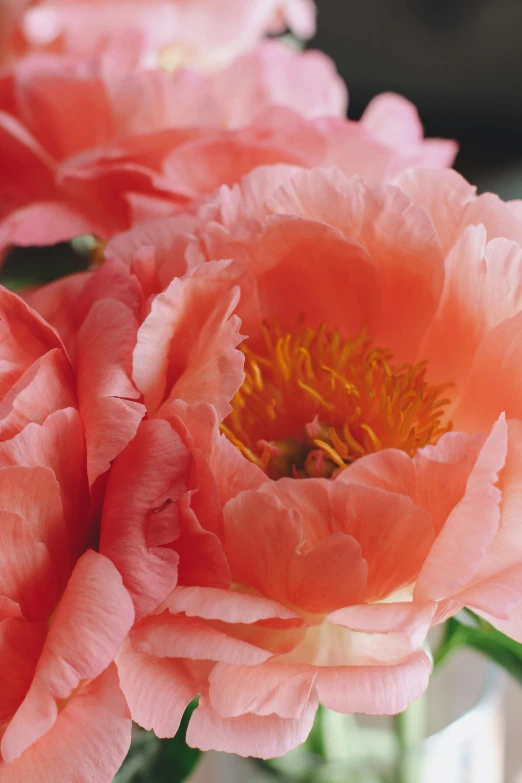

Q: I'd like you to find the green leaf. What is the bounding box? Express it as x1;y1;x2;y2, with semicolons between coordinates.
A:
434;611;522;684
115;702;201;783
0;241;92;292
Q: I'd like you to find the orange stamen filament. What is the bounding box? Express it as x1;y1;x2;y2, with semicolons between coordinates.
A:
222;323;453;479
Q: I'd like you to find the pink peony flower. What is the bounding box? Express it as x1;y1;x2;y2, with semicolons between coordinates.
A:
0;280;147;780
26;163;522;758
0;44;456;260
0;0;316;68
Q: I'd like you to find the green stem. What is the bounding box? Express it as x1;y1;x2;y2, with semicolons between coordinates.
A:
393;693;426;783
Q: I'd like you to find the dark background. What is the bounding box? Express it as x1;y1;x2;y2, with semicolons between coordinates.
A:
311;0;522;198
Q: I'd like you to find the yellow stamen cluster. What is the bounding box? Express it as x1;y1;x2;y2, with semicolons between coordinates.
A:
221;323;452;479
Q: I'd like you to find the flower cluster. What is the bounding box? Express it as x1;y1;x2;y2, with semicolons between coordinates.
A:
1;2;521;781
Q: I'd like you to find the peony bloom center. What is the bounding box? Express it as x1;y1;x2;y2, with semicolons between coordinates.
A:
222;323;452;479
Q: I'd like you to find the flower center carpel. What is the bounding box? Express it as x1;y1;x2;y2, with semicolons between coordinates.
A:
221;323;452;479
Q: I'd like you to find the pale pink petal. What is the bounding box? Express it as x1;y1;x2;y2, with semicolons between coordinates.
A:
362;92;426;147
130;613;272;666
316;650;431;715
0;665;131;783
415;416;508;601
99;419;190;619
186;693;318;758
208;662;316;719
209;42;347;129
1;551;134;762
328;602;436;646
162;586;302;625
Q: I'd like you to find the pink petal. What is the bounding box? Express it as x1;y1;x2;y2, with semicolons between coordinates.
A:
421;228;522;390
316;650;431;715
0;202;102;259
455;313;522;432
1;551;134;762
162;585;301;625
99;419;190;619
415;416;508;601
224;485;368;613
76;298;144;485
0;619;46;739
328;602;436;646
186;693;318;758
0;665;131;783
173;503;230;589
266;168;444;359
117;642;199;738
134;259;252;418
130;613;273;666
0;349;76;441
208;661;316;719
0;409;89;552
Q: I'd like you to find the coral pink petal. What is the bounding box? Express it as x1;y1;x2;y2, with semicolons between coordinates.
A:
0;619;45;737
134;259;252;418
455;313;522;432
243;217;380;341
105;213;199;289
0;464;70;603
326;481;433;600
0;286;64;395
117;642;199;738
267;168;444;359
167;401;268;512
186;693;318;758
316;650;432;715
0;508;58;622
130;613;272;666
0;350;76;441
225;485;368;613
343;430;484;537
0;666;131;783
421;229;522;389
208;662;316;719
472;421;522;582
174;504;231;589
415;416;508;601
76;299;145;485
0;408;89;548
1;551;134;762
100;419;190;619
